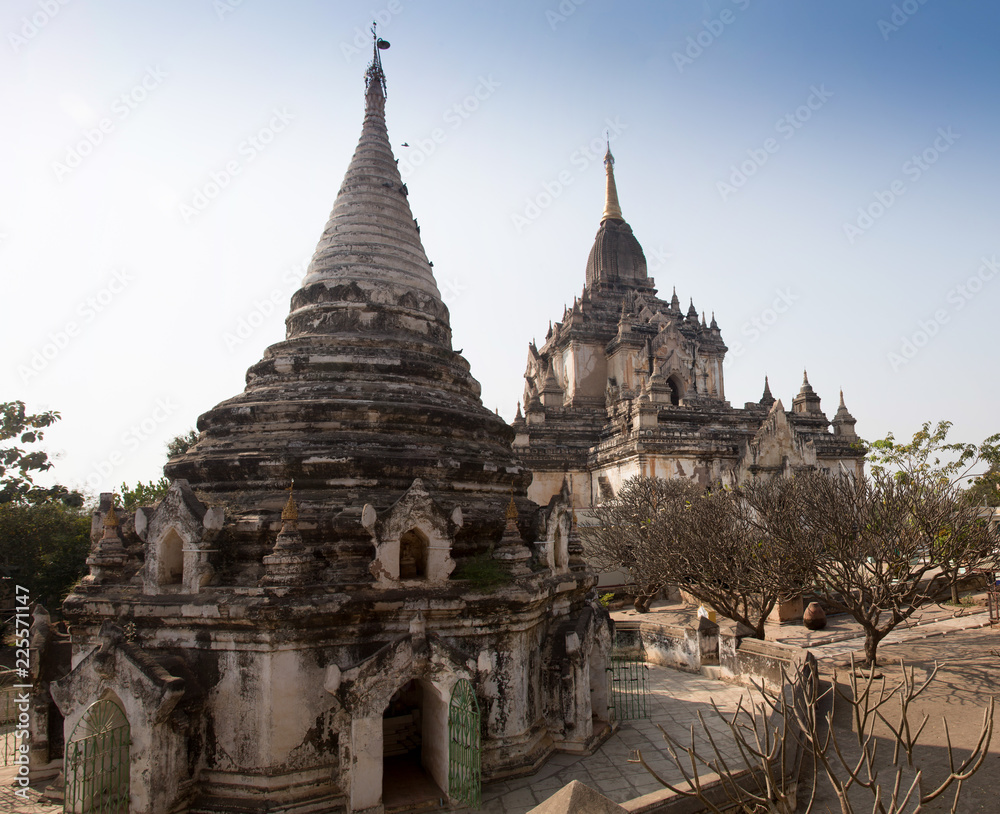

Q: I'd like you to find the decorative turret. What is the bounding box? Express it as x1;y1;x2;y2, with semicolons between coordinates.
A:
832;390;858;440
759;376;775;408
85;499;128;584
792;370;823;415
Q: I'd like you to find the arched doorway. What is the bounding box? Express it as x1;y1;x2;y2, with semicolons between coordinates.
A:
381;679;444;810
64;697;130;813
666;375;682;406
399;528;428;579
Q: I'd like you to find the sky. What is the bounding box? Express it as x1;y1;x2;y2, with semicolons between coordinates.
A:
2;0;998;498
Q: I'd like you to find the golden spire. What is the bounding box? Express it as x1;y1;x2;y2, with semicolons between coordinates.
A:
104;504;119;528
506;495;519;521
282;481;299;522
601;144;624;223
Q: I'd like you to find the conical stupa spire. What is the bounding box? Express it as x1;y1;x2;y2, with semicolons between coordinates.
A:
293;28;441;333
601;145;624;222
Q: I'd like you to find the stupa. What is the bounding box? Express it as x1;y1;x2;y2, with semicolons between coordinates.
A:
46;34;611;814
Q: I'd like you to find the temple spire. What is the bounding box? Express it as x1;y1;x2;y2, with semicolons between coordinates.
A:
295;26;441;323
601;144;624;222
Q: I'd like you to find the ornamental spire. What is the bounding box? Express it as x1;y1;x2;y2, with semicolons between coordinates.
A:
601;143;624;223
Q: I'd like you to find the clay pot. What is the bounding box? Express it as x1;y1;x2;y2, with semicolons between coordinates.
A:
803;601;827;630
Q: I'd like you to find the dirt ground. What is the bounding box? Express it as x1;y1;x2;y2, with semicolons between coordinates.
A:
809;628;1000;814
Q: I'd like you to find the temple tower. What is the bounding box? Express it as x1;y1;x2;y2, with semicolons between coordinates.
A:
52;35;611;814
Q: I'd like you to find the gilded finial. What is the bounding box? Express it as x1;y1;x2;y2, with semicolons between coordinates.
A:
601;143;624;223
282;481;299;522
506;496;518;521
104;504;119;529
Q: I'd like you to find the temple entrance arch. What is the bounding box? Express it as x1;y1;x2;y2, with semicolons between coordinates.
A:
64;696;130;813
381;677;449;810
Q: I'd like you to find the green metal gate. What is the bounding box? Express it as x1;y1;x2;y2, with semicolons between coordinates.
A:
448;678;481;809
608;627;649;721
64;698;130;814
0;670;16;767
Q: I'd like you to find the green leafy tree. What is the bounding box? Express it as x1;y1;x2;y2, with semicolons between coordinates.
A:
166;429;199;458
0;400;82;506
961;465;1000;507
867;421;1000;603
0;401;89;622
119;478;170;511
0;500;91;612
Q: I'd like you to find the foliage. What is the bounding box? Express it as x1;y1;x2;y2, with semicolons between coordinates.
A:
583;476;818;633
632;658;994;814
759;469;998;665
119;478;170;511
0;400;82;506
868;420;1000;489
452;552;511;590
0;499;91;615
599;592;615;607
584;477;702;612
961;464;1000;507
166;429;199;458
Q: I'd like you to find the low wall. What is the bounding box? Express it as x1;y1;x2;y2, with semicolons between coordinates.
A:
608;618;816;814
720;631;814;693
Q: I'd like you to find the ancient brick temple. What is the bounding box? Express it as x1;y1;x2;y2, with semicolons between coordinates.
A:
512;148;864;508
46;41;611;814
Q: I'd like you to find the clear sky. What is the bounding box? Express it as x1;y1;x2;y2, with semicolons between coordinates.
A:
2;0;998;497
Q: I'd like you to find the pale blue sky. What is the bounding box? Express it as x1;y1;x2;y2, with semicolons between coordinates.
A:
2;1;998;495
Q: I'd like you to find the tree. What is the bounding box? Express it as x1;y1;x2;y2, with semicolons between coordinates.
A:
0;499;91;612
166;428;199;458
960;464;1000;508
632;658;994;814
656;481;819;638
584;477;700;612
583;476;818;633
767;470;998;665
0;400;81;506
867;421;1000;605
119;478;170;511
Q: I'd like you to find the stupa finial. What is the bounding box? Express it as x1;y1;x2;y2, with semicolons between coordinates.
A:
282;480;299;522
601;140;624;223
365;21;390;97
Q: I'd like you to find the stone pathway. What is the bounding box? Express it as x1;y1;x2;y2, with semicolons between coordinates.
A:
0;769;58;814
461;667;762;814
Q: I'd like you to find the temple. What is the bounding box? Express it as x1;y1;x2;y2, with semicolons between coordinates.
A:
44;38;611;814
512;147;863;508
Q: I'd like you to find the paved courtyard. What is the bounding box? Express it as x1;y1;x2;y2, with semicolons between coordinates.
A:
463;666;762;814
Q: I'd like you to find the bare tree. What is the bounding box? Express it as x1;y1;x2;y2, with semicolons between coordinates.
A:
656;481;818;638
774;471;999;666
631;658;994;814
584;477;701;612
584;477;817;633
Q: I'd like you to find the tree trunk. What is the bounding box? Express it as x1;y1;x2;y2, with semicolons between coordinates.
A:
863;629;884;666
